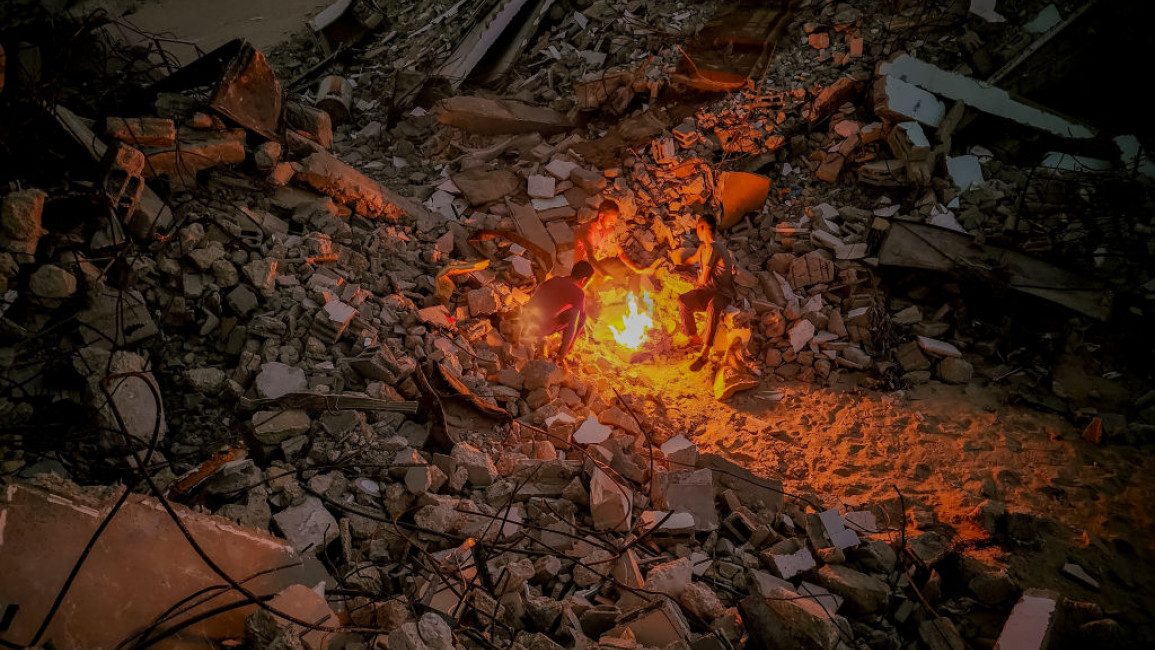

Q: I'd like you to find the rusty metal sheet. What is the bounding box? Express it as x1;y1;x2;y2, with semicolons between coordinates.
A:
145;39;282;140
675;0;794;91
210;42;282;140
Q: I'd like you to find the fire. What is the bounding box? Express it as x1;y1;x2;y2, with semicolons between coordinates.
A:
608;292;654;349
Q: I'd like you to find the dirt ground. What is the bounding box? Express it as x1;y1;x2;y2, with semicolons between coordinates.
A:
568;287;1155;636
121;0;330;64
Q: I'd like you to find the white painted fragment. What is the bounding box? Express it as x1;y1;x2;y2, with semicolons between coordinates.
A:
879;55;1094;139
878;75;945;127
969;0;1005;23
946;155;983;191
819;508;860;549
574;418;612;445
994;590;1058;650
531;195;569;211
1040;152;1112;173
1025;4;1060;33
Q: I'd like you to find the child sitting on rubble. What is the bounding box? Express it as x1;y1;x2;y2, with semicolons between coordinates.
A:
516;261;595;364
573;199;663;284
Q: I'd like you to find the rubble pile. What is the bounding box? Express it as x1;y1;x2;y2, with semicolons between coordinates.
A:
1;0;1153;648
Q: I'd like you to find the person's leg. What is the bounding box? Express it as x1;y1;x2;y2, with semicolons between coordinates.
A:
678;289;709;338
690;290;728;371
555;307;583;360
565;309;587;357
702;292;730;348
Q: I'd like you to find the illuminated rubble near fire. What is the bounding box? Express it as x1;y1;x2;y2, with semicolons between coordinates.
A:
1;0;1154;649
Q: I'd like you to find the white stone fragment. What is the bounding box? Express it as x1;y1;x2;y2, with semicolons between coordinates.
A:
1024;4;1060;33
995;590;1058;650
789;319;816;352
771;546;817;580
917;336;962;358
590;467;631;531
946;155;983;191
527;175;556;198
255;362;307;399
531;195;569;211
574;418;612;445
659;434;698;468
545;159;580;179
819;509;861;549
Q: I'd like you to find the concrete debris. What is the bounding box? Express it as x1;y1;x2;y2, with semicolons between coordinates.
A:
438;96;571;135
1;2;1147;649
574;417;612;445
590;467;631;531
879;54;1094;138
297;151;404;219
106;116;177;147
1;481;318;646
1061;562;1100;591
272;495;339;554
1;188;48;263
816;564;889;614
995;589;1059;650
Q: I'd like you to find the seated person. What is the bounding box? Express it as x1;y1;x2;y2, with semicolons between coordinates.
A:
519;261;595;363
574;199;659;282
677;213;735;372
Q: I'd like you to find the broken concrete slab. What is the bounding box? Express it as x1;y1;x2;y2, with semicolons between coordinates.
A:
657;468;718;531
874;74;945;127
1061;562;1100;591
917;336;962;359
697;453;784;513
659;435;698;468
590;467;631;531
878;54;1094;139
142;128;246;186
297;151;403;219
251;583;338;649
645;557;693;597
574;417;612;445
438;96;571;136
527;174;556;198
76;286;159;346
946;155;983;191
0;481;317;648
994;589;1059;650
507;199;556;272
818;509;860;549
763;585;851;650
273;495;339;555
766;543;817;580
816;564;889;614
878;220;1113;320
621;599;692;648
452;166;522;206
252;409;311;444
106;117;176;147
255;362;308;399
450;442;498;486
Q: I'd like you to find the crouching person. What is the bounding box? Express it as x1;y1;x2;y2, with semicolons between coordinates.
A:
518;261;595;364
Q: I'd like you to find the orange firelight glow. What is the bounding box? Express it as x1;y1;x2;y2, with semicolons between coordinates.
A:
608;292;654;349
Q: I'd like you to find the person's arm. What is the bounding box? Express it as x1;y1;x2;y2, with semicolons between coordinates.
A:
617;251;647;273
575;229;611;278
696;245;715;287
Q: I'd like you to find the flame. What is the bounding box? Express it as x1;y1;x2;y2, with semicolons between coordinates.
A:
609;292;654;350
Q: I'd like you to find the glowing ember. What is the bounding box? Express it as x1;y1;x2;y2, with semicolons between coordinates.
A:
608;292;654;349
